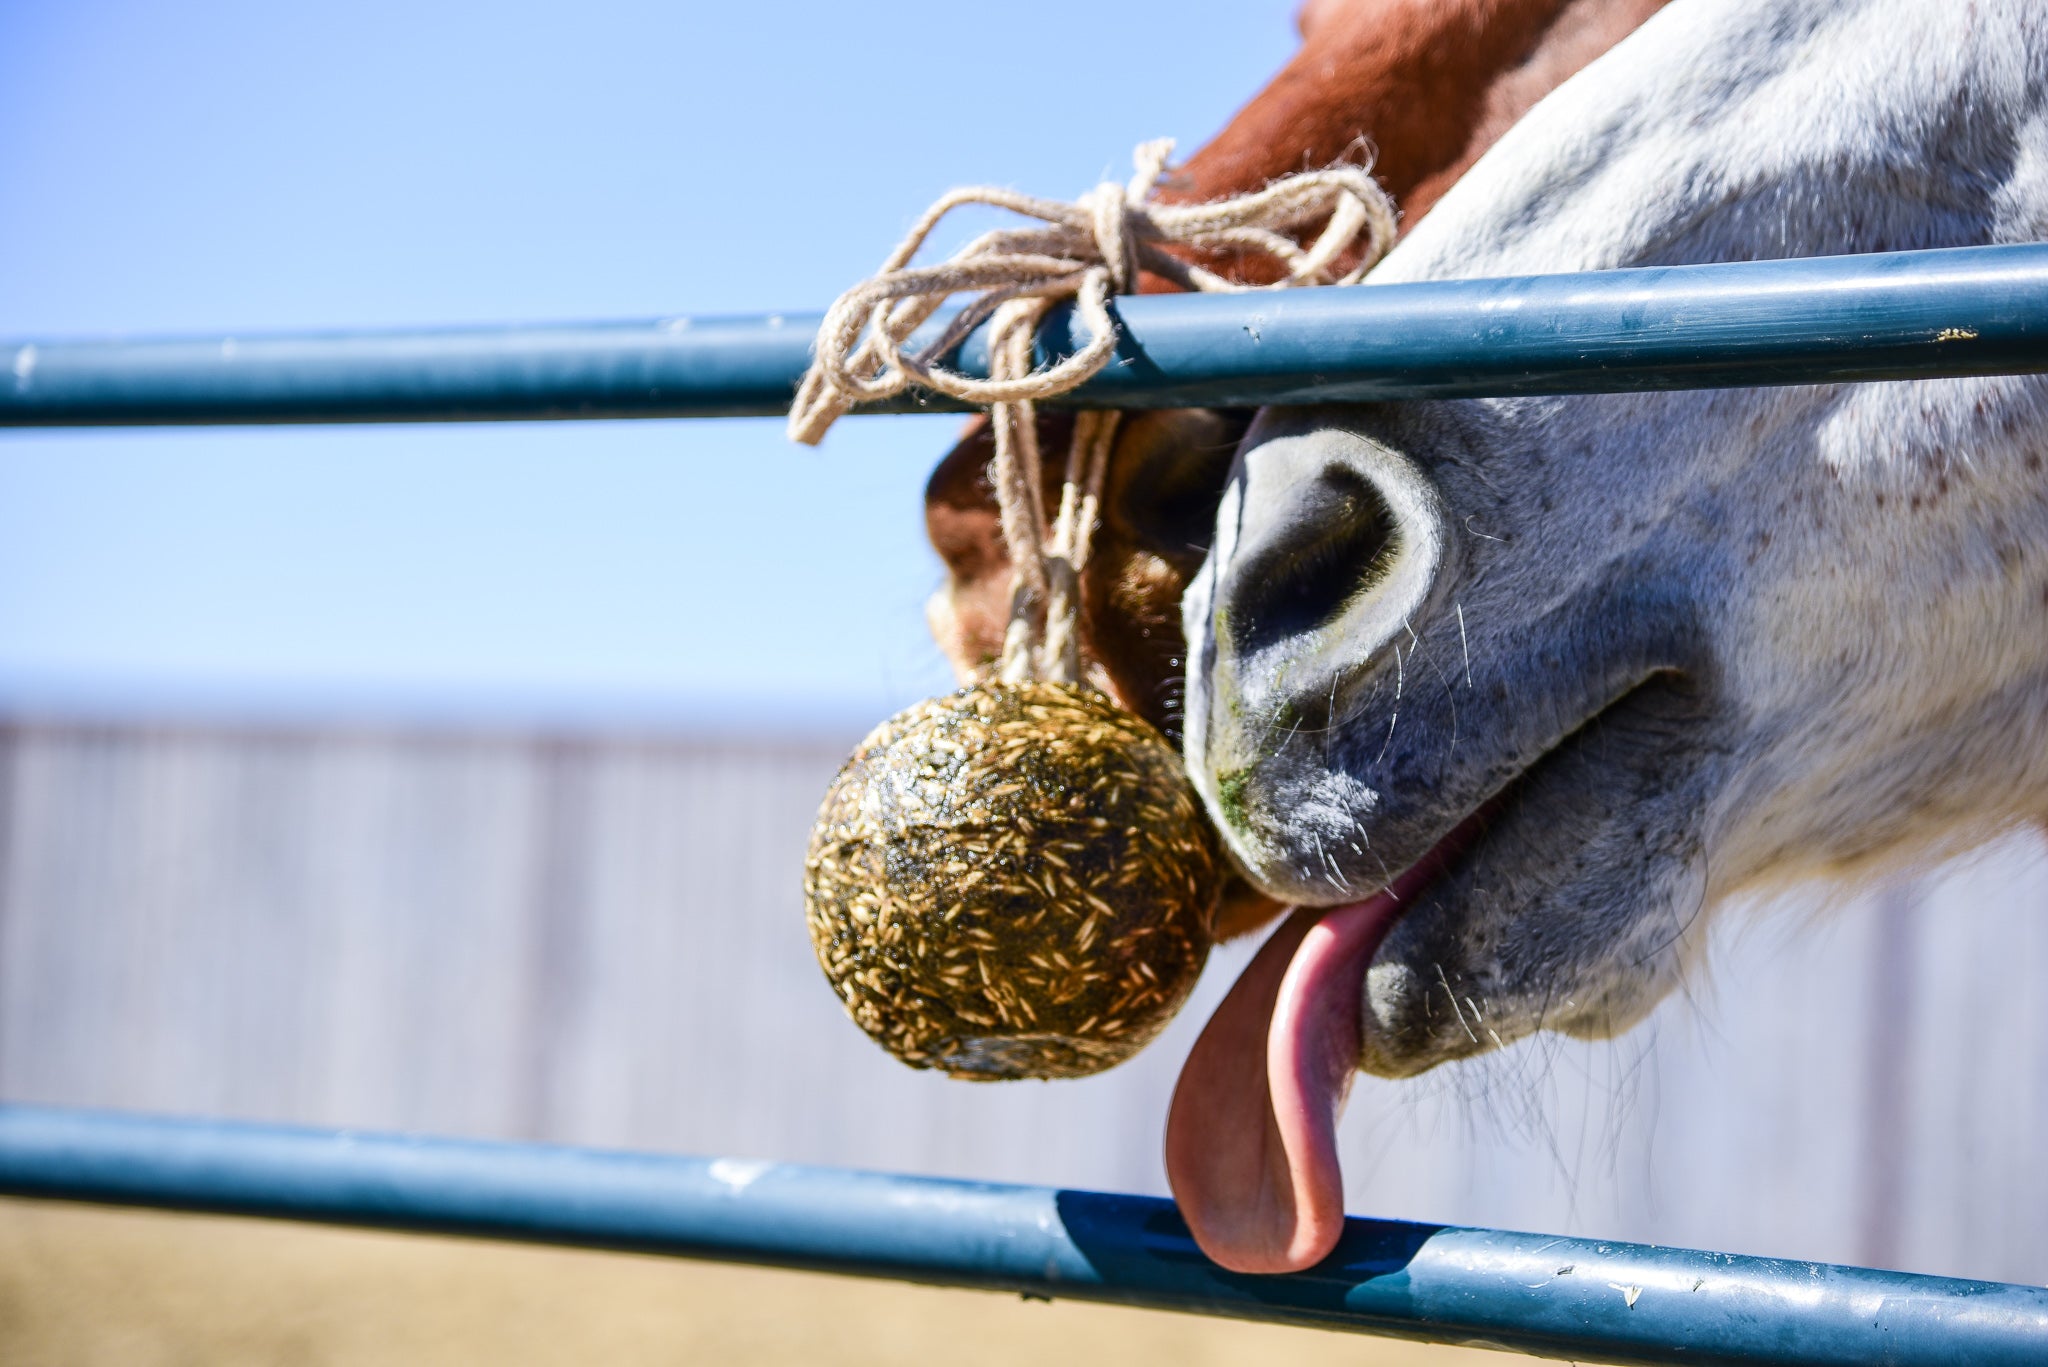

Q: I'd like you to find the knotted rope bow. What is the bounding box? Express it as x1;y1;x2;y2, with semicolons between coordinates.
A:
789;139;1398;686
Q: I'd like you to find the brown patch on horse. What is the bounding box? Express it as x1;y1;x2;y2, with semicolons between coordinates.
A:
1401;0;1675;218
922;0;1672;939
1186;0;1671;230
926;407;1250;710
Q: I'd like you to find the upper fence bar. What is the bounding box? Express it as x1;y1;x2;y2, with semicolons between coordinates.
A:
7;244;2048;427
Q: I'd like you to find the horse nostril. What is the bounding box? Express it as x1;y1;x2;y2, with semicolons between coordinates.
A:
1226;467;1399;658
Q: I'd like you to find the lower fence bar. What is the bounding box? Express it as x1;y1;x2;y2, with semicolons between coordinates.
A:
7;244;2048;427
0;1106;2040;1366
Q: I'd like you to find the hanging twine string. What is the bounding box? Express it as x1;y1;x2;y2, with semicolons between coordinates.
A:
788;139;1398;686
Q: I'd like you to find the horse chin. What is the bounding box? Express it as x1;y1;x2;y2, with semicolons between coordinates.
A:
1213;677;1720;1081
1352;826;1706;1080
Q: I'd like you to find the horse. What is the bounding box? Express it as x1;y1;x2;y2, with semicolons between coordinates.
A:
923;0;1673;937
1160;0;2048;1274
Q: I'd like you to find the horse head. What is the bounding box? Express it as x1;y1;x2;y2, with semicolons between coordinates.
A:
1169;0;2048;1272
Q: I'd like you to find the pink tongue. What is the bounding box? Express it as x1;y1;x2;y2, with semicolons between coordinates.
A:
1164;894;1400;1273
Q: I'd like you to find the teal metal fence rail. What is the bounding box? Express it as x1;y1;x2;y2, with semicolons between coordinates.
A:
1;1105;2042;1367
6;244;2048;426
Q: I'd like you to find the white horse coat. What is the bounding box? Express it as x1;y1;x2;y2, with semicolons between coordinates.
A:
1168;0;2048;1273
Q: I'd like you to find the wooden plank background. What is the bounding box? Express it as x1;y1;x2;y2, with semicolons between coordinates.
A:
0;717;2039;1285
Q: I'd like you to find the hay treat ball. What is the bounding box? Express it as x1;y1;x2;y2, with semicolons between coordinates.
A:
805;681;1221;1080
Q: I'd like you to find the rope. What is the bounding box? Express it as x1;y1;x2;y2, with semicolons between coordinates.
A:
789;139;1398;686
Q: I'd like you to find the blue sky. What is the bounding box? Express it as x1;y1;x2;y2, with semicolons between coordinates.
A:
0;0;1301;730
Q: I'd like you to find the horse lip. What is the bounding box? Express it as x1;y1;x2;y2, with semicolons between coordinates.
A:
1304;790;1507;1054
1330;664;1677;911
1334;796;1501;934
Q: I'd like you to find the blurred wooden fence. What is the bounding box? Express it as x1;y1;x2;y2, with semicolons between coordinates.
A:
0;717;2040;1284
